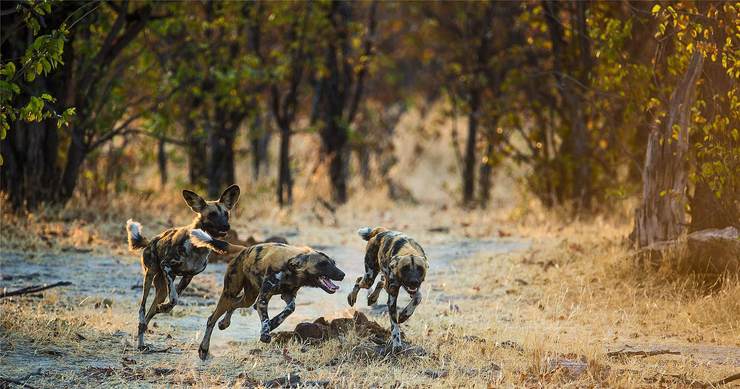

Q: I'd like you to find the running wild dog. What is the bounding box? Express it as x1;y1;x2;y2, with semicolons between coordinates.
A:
347;227;428;349
197;241;345;360
126;185;240;350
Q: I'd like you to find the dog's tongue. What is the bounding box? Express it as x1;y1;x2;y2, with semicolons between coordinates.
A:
319;276;339;291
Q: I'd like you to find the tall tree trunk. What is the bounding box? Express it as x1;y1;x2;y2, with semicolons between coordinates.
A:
633;51;704;248
185;120;208;189
357;146;371;185
58;129;87;203
478;140;494;208
571;0;592;210
277;126;293;206
250;114;270;180
463;88;480;206
157;137;168;188
318;36;349;204
320;111;348;203
207;121;237;198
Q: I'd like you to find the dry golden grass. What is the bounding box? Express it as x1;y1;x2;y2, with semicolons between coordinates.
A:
2;195;738;387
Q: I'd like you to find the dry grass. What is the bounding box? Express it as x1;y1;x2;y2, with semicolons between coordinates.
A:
2;198;738;387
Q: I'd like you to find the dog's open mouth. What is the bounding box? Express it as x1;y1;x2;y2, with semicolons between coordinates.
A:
318;276;339;294
404;285;418;294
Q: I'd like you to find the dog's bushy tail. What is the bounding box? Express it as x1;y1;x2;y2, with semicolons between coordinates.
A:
357;226;386;241
190;229;228;254
126;219;149;251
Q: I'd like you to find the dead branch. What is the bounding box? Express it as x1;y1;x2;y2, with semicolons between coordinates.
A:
0;282;72;299
607;348;681;358
713;373;740;387
141;346;173;354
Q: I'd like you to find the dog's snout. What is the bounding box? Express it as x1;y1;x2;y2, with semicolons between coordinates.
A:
334;269;345;281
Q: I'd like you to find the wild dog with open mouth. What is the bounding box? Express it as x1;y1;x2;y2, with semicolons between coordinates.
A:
197;241;345;360
126;185;240;350
347;227;429;349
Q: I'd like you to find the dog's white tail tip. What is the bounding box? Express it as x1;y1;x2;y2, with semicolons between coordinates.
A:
126;219;142;236
190;228;213;243
357;227;372;239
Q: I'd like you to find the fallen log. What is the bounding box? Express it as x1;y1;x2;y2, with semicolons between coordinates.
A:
607;349;680;358
687;227;740;273
0;281;72;299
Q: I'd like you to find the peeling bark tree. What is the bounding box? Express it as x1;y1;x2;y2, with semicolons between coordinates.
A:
633;51;704;248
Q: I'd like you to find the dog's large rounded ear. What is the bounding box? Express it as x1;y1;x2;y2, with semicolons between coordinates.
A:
183;190;207;213
219;184;240;210
287;254;307;272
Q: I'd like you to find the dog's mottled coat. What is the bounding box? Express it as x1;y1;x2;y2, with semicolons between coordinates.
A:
198;241;345;360
126;185;240;350
347;226;429;349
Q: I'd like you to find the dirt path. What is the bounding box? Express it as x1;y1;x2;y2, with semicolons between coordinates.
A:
2;232;738;387
0;237;528;382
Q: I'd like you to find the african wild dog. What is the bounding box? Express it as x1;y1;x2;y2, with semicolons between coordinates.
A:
197;241;345;360
126;185;240;350
347;227;429;349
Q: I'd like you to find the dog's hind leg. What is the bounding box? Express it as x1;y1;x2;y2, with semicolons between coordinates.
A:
156;262;178;313
367;275;385;306
218;286;258;331
144;273;167;326
398;290;422;323
199;291;241;360
137;269;155;350
200;270;250;360
176;275;193;295
348;241;380;306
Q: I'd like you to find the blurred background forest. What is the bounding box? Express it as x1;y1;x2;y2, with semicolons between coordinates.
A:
0;0;738;245
1;2;739;386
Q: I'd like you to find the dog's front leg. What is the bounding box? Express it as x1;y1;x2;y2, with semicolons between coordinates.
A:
157;261;178;313
398;290;422;323
367;275;385;306
176;275;193;295
254;272;282;343
386;284;403;350
268;291;296;331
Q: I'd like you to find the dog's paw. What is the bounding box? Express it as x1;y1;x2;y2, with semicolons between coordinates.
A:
218;318;230;331
259;332;272;344
347;292;357;307
198;345;209;361
138;343;150;352
157;302;175;313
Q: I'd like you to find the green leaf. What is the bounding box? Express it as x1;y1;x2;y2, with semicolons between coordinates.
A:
1;62;16;78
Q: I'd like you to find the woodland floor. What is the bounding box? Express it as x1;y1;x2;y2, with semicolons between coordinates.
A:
1;200;739;388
